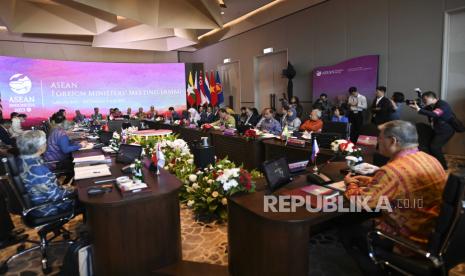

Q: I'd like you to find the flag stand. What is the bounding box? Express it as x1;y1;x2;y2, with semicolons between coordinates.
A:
312;158;319;174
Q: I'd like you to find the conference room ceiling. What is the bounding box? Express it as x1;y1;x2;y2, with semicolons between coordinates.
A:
0;0;326;52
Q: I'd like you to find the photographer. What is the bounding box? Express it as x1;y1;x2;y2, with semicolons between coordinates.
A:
409;91;455;169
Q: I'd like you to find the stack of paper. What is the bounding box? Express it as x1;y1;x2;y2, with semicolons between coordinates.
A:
326;181;346;192
74;164;111;180
74;155;111;167
78;143;95;151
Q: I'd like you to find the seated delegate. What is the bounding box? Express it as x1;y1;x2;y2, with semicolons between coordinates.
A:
331;106;349;123
43;113;88;170
188;108;201;125
17;130;75;217
200;106;215;124
299;109;323;132
256;108;282;135
211;108;236;128
340;120;446;274
242;107;260;127
281;106;301;132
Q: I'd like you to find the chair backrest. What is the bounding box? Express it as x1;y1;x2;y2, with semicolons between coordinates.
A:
359;123;379;137
108;120;124;132
427;169;465;268
1;156;33;212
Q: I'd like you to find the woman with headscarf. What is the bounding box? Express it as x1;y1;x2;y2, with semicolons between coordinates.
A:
282;106;301;132
188;108;201;125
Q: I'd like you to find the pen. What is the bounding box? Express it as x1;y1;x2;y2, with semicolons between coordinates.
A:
94;179;116;184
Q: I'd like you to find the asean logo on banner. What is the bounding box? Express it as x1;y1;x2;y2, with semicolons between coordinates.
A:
9;73;32;94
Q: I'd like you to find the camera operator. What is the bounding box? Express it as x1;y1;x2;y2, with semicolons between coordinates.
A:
409;91;455;169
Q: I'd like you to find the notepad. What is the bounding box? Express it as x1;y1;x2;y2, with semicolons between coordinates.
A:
74;164;111;180
300;185;339;197
73;155;105;163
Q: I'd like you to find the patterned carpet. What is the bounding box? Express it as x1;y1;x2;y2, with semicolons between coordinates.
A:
2;207;465;276
1;154;465;275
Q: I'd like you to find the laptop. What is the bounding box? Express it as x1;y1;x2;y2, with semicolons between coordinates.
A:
99;131;113;146
262;157;293;193
116;144;142;164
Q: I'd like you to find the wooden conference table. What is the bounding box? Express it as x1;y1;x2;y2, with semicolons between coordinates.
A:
74;149;183;276
228;162;348;276
144;121;334;170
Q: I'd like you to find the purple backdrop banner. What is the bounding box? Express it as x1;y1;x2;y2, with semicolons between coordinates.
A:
312;55;379;103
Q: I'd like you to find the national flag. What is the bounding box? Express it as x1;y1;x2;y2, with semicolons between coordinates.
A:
209;71;217;106
198;71;209;105
311;139;319;163
215;71;224;105
186;71;195;106
203;72;211;103
194;71;201;106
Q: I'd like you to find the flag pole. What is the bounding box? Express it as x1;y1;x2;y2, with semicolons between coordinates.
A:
312;138;319;174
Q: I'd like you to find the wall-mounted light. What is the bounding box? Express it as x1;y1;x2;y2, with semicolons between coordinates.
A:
263;47;274;54
220;11;225;15
0;26;8;31
223;58;231;64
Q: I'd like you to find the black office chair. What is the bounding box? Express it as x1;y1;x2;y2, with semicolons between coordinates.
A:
367;168;465;276
0;155;77;274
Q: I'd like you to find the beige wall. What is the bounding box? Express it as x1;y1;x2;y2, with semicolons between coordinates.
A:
180;0;464;119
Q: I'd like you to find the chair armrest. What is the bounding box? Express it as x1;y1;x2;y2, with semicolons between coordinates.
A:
22;197;75;217
367;230;442;267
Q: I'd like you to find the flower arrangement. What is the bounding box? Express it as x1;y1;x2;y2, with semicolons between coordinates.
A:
182;158;257;221
117;131;261;222
202;124;213;132
244;129;257;141
330;139;363;166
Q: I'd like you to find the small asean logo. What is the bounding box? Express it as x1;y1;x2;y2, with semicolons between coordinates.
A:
9;73;32;94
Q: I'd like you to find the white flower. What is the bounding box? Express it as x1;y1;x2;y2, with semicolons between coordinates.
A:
223;179;239;191
217;164;223;169
212;191;219;198
187;159;194;164
164;166;169;170
205;188;211;193
192;183;200;189
196;171;203;175
221;198;228;205
187;200;194;207
345;156;358;162
188;174;198;182
207;179;214;184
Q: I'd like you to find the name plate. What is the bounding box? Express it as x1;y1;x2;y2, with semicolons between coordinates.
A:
223;128;237;136
287;138;306;147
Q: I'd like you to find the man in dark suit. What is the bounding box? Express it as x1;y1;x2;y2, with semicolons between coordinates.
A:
243;107;260;127
371;86;394;125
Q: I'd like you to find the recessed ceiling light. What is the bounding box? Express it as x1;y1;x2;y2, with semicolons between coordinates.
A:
221;11;225;15
199;0;285;40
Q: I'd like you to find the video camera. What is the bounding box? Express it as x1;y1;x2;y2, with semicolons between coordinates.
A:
405;88;423;107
